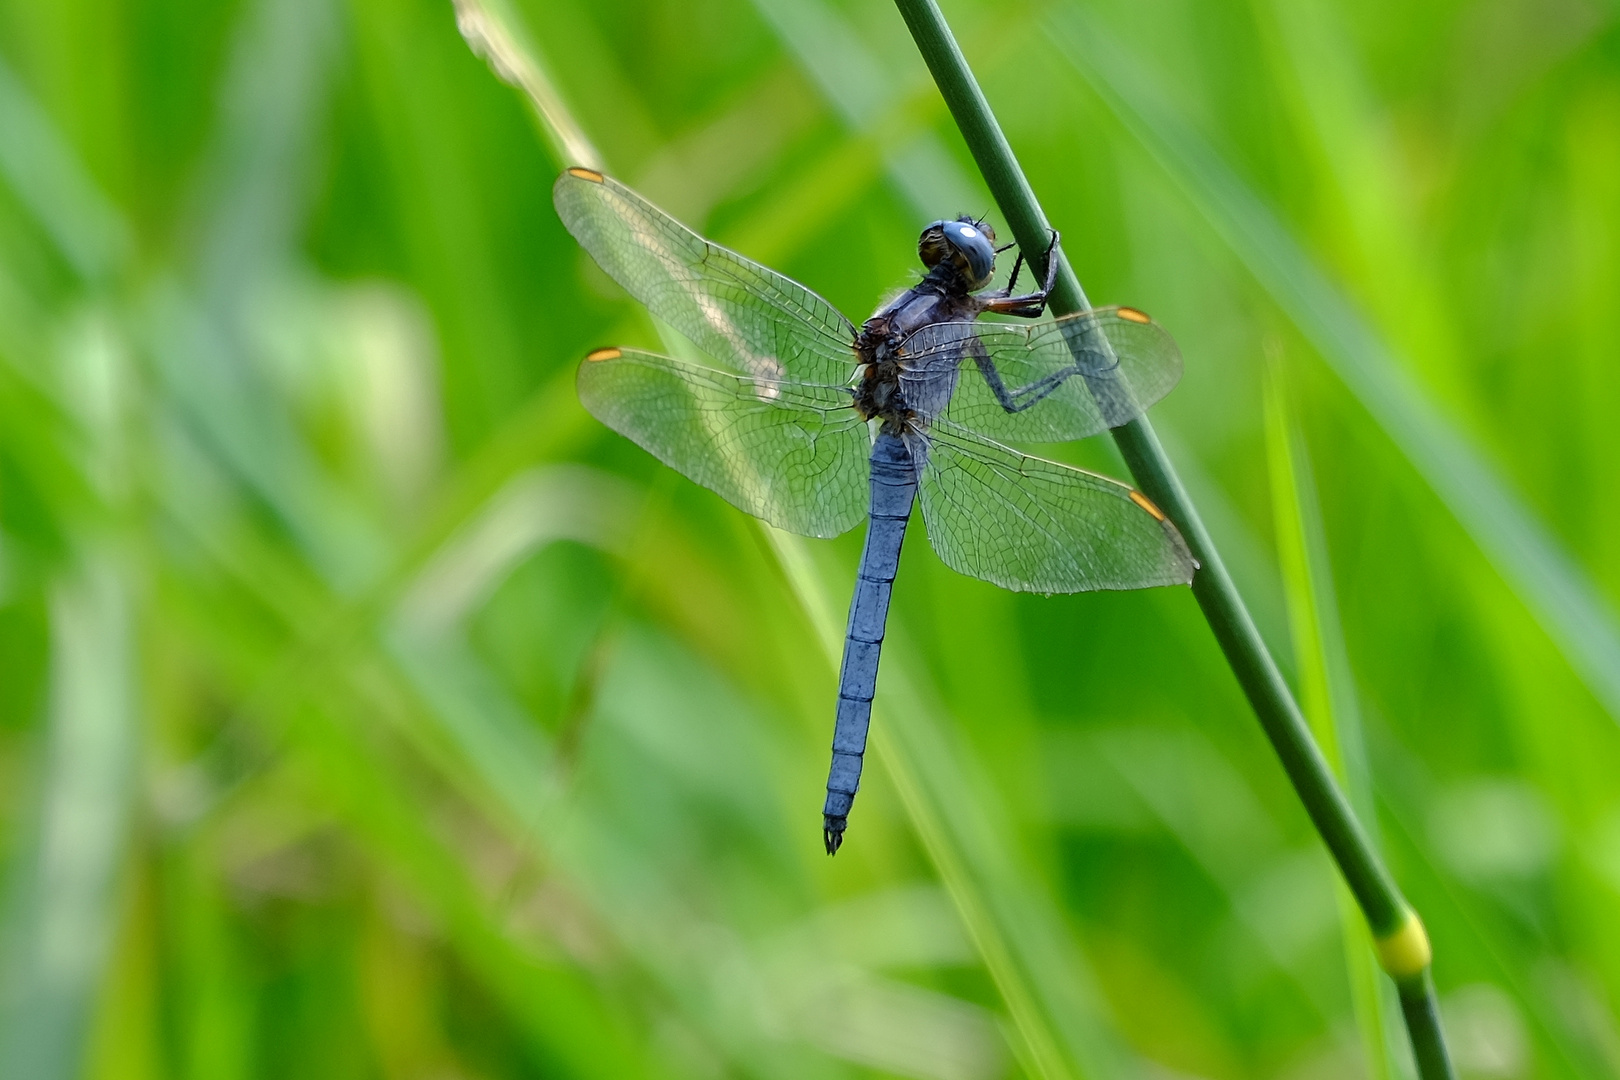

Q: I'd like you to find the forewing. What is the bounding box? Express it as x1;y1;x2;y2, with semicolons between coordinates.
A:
898;307;1182;442
913;420;1196;593
577;348;868;538
556;169;858;386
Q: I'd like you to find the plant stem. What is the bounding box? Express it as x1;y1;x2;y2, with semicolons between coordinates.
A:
1399;972;1456;1077
890;0;1455;1074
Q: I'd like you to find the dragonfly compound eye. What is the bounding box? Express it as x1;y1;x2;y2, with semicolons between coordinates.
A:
917;218;998;289
917;221;953;270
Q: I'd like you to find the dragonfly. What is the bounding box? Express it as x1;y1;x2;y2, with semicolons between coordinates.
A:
555;167;1196;853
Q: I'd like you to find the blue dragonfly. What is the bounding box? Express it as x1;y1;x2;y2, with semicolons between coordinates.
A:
555;167;1196;853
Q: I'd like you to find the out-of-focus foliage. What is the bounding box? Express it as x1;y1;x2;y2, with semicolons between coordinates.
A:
0;0;1616;1076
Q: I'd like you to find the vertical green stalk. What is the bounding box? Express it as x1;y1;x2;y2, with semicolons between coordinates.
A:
890;0;1454;1073
0;558;137;1080
1265;364;1393;1079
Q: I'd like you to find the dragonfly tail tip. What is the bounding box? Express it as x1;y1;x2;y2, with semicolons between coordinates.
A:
823;819;846;855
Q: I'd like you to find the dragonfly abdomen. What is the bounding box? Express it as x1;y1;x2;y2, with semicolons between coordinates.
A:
824;432;917;854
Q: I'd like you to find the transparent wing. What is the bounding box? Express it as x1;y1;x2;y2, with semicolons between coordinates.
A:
577;348;869;538
912;420;1197;593
555;168;858;386
897;307;1182;441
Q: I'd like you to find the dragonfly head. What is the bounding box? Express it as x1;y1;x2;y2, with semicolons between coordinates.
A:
918;216;997;290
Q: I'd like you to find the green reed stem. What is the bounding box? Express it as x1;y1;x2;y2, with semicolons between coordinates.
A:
1397;971;1453;1078
891;0;1454;1074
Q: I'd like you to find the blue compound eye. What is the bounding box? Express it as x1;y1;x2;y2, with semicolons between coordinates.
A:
949;221;996;288
917;218;997;287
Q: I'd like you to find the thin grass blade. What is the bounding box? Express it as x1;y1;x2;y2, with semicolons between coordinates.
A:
0;559;137;1080
452;0;602;168
1264;362;1397;1080
0;58;130;282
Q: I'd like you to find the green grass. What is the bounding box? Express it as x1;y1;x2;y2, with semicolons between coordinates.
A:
1;0;1618;1077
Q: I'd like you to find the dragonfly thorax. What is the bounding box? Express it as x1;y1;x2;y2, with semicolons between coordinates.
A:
851;353;912;431
853;273;987;429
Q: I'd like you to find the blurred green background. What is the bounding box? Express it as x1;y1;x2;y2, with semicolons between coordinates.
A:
1;0;1618;1076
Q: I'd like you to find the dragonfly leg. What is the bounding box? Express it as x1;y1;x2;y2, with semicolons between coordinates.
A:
1038;228;1061;286
969;333;1082;415
1001;249;1028;296
982;230;1062;318
983;295;1049;317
